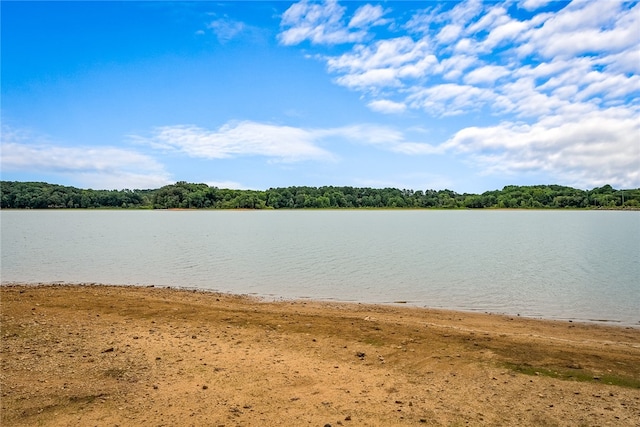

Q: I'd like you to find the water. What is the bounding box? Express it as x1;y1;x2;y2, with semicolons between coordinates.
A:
1;210;639;326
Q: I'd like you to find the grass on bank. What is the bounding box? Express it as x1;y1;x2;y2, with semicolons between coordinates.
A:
503;362;640;389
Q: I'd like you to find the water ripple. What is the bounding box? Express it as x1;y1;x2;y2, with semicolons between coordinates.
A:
2;210;639;326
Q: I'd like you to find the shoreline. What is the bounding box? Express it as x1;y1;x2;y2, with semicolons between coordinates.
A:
3;281;638;328
2;283;639;426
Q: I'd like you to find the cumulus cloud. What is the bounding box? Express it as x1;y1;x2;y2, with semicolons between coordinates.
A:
440;54;477;80
407;84;496;116
446;0;484;26
326;37;436;90
297;0;638;119
275;0;640;188
478;17;531;52
463;65;510;85
520;0;554;12
158;111;638;191
443;106;640;188
278;0;367;45
436;24;463;44
348;4;389;29
518;0;639;59
406;0;483;34
278;1;392;46
367;99;407;114
1;129;171;189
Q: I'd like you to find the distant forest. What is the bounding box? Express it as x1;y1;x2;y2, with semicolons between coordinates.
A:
1;181;639;210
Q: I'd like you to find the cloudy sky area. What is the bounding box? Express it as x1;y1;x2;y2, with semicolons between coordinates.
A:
1;0;639;192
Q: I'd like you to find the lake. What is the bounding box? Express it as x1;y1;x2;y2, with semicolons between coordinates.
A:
1;210;639;326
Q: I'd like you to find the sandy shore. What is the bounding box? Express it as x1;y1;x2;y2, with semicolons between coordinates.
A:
2;284;639;426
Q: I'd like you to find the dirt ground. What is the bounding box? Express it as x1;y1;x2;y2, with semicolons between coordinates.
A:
1;284;639;426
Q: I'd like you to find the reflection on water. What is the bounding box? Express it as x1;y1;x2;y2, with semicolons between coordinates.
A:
2;210;639;325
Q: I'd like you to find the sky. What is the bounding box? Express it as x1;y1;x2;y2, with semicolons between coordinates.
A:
1;0;639;193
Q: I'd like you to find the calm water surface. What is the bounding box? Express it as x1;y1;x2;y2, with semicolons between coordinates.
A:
1;210;639;325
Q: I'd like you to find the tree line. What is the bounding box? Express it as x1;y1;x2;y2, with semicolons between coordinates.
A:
1;180;639;210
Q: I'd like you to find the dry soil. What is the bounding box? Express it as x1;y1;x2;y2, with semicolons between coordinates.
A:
1;284;639;426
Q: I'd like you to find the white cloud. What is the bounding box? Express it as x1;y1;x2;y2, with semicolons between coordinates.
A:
326;37;436;90
440;54;477;80
479;18;530;51
407;84;496;116
315;122;441;155
443;106;640;188
519;0;639;59
574;72;640;102
496;77;568;117
324;123;406;146
278;0;367;45
517;57;582;81
520;0;554;12
522;54;640;109
327;37;428;71
447;0;484;26
348;4;389;29
144;121;334;162
466;5;508;34
408;0;483;31
274;0;640;189
140;121;443;161
464;65;510;85
367;99;407;114
305;0;638;123
1;131;171;190
335;67;400;90
598;47;640;75
452;37;475;54
321;124;443;155
436;24;462;44
134;110;636;190
404;8;439;35
391;142;443;155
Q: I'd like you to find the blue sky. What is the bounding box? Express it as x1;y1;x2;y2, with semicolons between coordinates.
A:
1;0;639;192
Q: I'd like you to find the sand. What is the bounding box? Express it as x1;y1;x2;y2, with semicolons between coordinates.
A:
1;283;639;426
